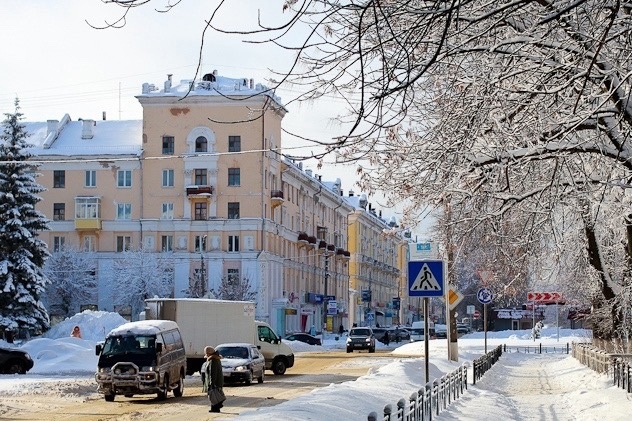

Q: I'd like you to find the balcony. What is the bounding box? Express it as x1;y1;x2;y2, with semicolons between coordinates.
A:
271;190;284;208
75;218;101;231
186;185;213;198
307;235;317;247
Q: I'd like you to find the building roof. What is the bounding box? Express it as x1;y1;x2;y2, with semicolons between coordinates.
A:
25;115;142;157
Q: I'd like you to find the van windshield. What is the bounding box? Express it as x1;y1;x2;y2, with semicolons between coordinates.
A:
102;335;156;356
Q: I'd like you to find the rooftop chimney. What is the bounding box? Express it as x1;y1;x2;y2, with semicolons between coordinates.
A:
102;111;106;121
81;119;95;139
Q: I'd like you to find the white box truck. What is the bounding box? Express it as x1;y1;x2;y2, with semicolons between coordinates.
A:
144;298;294;376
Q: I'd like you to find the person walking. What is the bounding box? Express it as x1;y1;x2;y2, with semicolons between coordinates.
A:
201;346;225;413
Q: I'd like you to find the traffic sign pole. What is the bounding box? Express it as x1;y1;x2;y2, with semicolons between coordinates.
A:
424;297;429;384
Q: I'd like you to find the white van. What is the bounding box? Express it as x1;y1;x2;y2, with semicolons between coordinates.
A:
409;320;435;342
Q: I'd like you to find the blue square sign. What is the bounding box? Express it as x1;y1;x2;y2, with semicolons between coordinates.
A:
408;260;444;297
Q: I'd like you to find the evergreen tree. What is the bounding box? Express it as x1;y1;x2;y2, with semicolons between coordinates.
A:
0;99;50;337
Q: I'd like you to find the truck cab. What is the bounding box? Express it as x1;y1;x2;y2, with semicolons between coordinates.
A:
256;321;294;375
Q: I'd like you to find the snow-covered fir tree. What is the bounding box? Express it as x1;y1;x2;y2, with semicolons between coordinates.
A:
210;273;257;302
0;99;50;337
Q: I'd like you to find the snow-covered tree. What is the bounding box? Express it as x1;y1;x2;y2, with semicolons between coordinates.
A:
210;273;257;302
0;99;50;337
113;250;174;319
43;247;97;318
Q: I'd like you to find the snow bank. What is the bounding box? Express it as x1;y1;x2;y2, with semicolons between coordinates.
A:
42;310;128;341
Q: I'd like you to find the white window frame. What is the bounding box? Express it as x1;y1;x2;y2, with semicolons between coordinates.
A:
161;235;174;252
85;170;96;187
117;170;132;187
161;203;174;220
228;235;240;252
116;235;131;252
116;203;132;220
83;235;97;252
162;169;174;187
53;236;65;252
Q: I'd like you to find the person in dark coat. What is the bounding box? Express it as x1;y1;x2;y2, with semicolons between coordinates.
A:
201;346;224;413
338;324;344;335
383;331;390;345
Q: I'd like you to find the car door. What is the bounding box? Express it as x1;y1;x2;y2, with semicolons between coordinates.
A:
250;346;265;377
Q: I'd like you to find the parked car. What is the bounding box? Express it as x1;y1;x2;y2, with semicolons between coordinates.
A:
456;323;471;335
0;346;34;374
371;327;389;344
346;327;376;353
215;343;265;385
434;324;448;339
284;333;322;346
388;327;410;342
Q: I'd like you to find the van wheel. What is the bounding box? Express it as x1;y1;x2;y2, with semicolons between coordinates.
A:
257;370;264;384
104;393;115;402
157;375;168;400
173;373;184;397
369;346;375;353
245;370;253;385
272;359;287;375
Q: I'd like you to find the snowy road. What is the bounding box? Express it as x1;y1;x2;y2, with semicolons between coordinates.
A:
438;352;627;421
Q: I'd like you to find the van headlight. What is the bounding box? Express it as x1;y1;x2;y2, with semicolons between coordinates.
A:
346;338;352;344
99;367;111;373
234;365;248;372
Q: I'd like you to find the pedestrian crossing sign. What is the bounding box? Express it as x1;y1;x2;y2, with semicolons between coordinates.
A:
408;260;445;297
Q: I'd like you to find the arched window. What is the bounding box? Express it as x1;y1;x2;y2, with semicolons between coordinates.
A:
195;136;208;152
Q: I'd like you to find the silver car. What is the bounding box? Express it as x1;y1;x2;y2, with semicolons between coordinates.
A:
215;343;265;385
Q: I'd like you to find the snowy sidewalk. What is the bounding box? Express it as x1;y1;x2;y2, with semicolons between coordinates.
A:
438;352;630;420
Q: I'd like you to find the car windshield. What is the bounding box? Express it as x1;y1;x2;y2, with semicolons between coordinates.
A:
350;329;371;336
217;346;250;359
102;335;155;356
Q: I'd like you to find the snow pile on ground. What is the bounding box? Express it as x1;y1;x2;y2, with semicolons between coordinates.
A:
42;310;128;341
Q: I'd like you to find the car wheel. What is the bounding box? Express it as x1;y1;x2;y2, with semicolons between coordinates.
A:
173;372;184;397
346;348;352;353
104;393;115;402
6;360;26;374
258;369;264;384
272;358;287;375
369;346;375;353
245;370;253;385
157;375;168;400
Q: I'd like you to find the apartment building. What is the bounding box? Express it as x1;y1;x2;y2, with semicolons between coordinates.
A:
24;70;406;335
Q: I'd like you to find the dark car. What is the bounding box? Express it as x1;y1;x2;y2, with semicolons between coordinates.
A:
284;333;322;346
215;343;265;385
371;327;389;344
388;327;410;342
346;327;376;353
0;346;34;374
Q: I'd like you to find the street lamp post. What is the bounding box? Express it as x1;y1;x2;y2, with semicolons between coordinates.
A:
200;235;207;297
322;252;330;343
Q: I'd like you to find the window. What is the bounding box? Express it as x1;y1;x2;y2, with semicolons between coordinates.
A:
162;169;174;187
162;136;174;154
194;202;207;220
228;168;240;186
117;203;132;220
195;235;207;252
117;170;132;187
53;203;65;221
161;235;174;252
161;203;174;220
85;170;96;187
53;170;65;188
53;236;65;252
228;202;240;219
83;235;97;252
75;197;100;219
116;236;131;252
195;136;208;152
228;235;240;252
194;168;207;185
227;268;240;285
228;135;241;152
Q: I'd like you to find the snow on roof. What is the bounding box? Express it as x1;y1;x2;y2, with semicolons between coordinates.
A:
107;320;179;337
137;72;285;110
25;118;142;157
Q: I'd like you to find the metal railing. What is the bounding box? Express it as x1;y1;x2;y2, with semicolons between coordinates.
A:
367;345;506;421
613;358;632;393
502;343;571;354
473;345;503;385
367;364;467;421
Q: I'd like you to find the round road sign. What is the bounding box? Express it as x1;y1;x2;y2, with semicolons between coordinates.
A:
477;288;494;304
